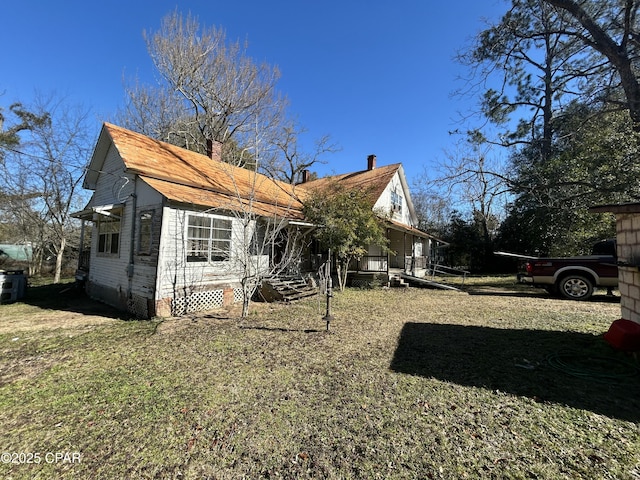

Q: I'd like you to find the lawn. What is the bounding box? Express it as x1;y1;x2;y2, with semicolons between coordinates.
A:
0;281;639;479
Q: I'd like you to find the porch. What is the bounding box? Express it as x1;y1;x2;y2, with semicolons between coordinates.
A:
350;255;430;275
300;222;450;287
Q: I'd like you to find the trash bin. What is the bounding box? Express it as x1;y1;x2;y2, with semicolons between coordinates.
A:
0;270;27;304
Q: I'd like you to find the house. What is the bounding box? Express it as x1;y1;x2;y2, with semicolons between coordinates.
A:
73;123;306;318
299;154;446;286
73;123;444;318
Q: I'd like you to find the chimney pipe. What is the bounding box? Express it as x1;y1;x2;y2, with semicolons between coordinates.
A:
367;154;376;171
206;139;222;160
301;169;310;183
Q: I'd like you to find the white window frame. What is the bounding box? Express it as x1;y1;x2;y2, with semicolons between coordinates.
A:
186;213;233;263
391;188;403;214
97;209;122;255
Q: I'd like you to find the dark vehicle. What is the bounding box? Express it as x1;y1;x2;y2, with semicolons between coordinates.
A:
515;239;618;301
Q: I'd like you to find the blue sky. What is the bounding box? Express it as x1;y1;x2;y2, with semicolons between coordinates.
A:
2;0;508;184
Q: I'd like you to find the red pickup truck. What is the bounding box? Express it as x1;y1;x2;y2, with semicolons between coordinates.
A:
514;239;618;301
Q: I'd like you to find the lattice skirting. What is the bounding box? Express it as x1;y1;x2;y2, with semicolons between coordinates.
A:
350;278;371;288
234;287;244;303
171;287;243;316
349;274;388;289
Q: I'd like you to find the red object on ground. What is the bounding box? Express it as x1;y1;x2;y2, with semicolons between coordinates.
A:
604;319;640;351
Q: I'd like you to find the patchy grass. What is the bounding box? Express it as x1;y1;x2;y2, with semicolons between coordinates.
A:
0;282;639;479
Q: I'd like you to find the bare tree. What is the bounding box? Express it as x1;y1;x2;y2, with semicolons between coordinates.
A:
417;142;510;241
264;119;340;184
119;11;286;166
217;158;307;316
0;93;91;281
116;79;193;148
118;11;332;180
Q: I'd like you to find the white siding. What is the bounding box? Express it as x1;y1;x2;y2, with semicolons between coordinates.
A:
155;207;256;312
373;171;414;226
86;147;165;316
87;146;134;307
89;144;132;206
127;181;164;316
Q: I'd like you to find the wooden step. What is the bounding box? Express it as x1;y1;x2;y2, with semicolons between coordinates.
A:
259;275;318;302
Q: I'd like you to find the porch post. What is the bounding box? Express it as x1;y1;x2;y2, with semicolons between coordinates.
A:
403;233;406;272
78;220;85;269
411;234;415;275
386;228;390;277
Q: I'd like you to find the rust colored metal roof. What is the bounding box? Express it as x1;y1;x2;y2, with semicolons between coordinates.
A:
103;123;304;217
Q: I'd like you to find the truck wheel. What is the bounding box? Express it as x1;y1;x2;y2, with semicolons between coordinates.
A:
558;275;593;301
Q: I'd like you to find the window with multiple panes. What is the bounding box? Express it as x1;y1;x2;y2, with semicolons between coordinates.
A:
97;214;121;254
186;215;232;262
138;210;154;255
391;188;403;214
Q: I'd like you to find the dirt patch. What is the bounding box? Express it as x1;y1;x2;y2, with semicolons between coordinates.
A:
0;351;66;386
0;310;118;335
152;300;296;334
0;282;126;335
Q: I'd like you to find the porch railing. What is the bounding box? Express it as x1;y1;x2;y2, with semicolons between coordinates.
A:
405;255;429;271
428;263;470;283
353;255;388;272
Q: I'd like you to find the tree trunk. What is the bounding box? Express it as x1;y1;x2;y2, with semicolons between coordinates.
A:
53;237;66;284
241;277;253;318
242;293;250;318
30;245;44;277
336;258;350;291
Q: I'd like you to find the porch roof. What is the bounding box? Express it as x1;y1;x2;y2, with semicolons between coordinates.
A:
71;202;125;220
386;219;449;245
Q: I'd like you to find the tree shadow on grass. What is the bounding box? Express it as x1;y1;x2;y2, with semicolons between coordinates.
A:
390;322;640;422
18;281;128;319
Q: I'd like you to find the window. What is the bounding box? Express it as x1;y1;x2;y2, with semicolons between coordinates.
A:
391;189;403;214
98;215;121;254
138;210;154;255
186;214;232;262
